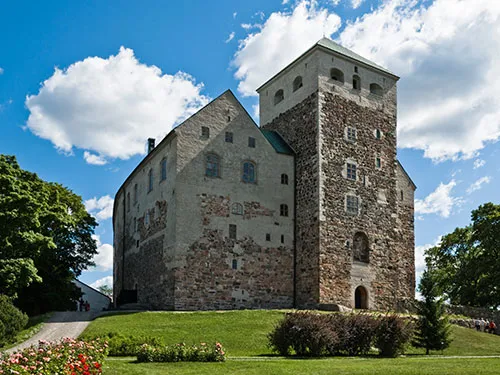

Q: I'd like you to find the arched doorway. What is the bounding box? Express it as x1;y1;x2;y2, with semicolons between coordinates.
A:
354;286;368;309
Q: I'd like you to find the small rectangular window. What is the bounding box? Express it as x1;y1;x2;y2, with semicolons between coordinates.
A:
266;233;271;241
280;204;289;217
229;224;237;239
346;127;356;142
354;66;358;73
232;259;238;270
346;195;359;215
201;126;210;139
347;163;357;180
133;184;138;204
281;235;284;244
160;159;167;181
225;132;233;143
376;157;381;168
248;137;256;148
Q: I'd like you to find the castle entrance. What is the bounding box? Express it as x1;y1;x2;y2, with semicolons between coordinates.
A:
354;286;368;309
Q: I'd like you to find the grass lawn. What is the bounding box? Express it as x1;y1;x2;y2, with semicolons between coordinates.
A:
81;310;500;357
1;312;53;351
103;357;500;375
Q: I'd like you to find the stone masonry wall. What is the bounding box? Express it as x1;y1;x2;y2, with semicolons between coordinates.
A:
263;92;320;308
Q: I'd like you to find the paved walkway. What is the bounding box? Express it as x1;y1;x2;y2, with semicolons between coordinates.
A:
4;311;98;354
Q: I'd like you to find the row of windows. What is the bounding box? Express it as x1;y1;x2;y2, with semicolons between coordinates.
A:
228;224;287;242
202;126;256;148
346;127;382;142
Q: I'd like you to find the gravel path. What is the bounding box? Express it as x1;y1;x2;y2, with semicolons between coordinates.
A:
4;311;98;354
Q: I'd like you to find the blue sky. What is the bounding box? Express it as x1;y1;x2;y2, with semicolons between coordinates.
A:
1;0;499;292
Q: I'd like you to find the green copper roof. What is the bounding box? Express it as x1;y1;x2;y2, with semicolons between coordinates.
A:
261;129;294;155
316;37;396;77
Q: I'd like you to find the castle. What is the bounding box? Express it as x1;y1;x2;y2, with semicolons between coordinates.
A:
113;38;416;311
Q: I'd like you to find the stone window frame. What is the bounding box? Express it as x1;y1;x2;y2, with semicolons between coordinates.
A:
352;74;361;91
127;192;130;212
280;204;289;217
346;162;357;181
133;183;138;205
231;202;244;215
242;160;257;184
205;152;221;178
345;194;360;215
229;224;237;240
248;137;256;148
330;68;345;84
201;126;210;139
293;76;303;92
274;89;284;105
281;173;289;185
225;131;233;143
148;169;154;193
345;126;357;143
160;158;167;182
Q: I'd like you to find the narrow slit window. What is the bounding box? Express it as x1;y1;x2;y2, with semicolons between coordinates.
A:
148;169;153;192
232;259;238;270
229;224;237;239
160;158;167;181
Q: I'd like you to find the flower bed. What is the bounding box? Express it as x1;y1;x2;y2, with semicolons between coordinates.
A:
0;338;108;375
136;342;226;363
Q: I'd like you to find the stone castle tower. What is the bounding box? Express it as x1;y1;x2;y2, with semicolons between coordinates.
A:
259;38;415;310
113;38;415;311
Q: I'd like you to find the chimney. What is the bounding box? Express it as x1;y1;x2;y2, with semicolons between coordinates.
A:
147;138;155;154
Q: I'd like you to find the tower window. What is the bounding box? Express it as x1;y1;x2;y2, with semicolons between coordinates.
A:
375;129;382;139
225;132;233;143
232;259;238;270
160;158;167;181
353;75;361;91
148;169;153;192
400;190;404;200
281;173;289;185
376;157;381;169
229;224;237;239
242;161;256;183
293;76;303;92
346;195;359;215
201;126;210;139
248;137;256;148
266;233;271;241
370;83;383;96
347;163;357;181
232;202;243;215
281;235;284;244
205;153;221;177
127;192;130;211
353;232;369;263
354;66;358;73
346;127;357;142
280;204;289;217
274;89;284;105
330;68;345;83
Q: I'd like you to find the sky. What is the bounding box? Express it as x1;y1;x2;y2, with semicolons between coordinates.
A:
1;0;499;294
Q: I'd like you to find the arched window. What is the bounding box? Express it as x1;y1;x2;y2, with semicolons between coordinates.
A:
355;286;368;309
353;232;369;263
280;204;289;217
160;158;167;181
205;153;220;177
232;203;244;215
274;89;284;105
370;83;383;96
293;76;303;92
242;161;256;183
148;169;153;192
352;75;361;90
281;173;289;185
330;68;344;83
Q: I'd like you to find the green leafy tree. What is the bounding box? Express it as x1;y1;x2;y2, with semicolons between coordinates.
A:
98;285;113;298
413;270;451;355
426;203;500;309
0;155;98;315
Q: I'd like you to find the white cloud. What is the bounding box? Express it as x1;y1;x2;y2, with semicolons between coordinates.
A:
414;180;461;218
90;235;113;272
83;151;107;165
90;276;113;289
85;195;114;221
466;176;491;194
339;0;500;161
225;32;235;43
233;12;238;18
473;159;486;169
415;237;442;284
282;0;289;4
25;47;209;162
351;0;364;9
0;67;3;74
233;1;341;96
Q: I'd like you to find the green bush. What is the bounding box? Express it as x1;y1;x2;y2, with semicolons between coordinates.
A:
374;315;414;357
327;313;378;356
81;331;162;356
136;342;226;363
0;294;28;347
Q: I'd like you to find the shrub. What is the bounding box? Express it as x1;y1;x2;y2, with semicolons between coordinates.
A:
81;332;162;356
374;315;414;357
0;294;28;347
327;313;378;356
136;342;226;363
0;338;108;374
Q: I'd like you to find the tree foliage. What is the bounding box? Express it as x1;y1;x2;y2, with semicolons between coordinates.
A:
0;155;98;314
425;203;500;309
413;270;452;355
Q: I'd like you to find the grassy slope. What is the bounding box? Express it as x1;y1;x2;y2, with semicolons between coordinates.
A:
2;312;53;351
80;310;500;357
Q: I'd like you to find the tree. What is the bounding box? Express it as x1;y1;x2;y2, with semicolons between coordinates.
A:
425;203;500;309
413;270;451;355
0;155;98;315
98;285;113;298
